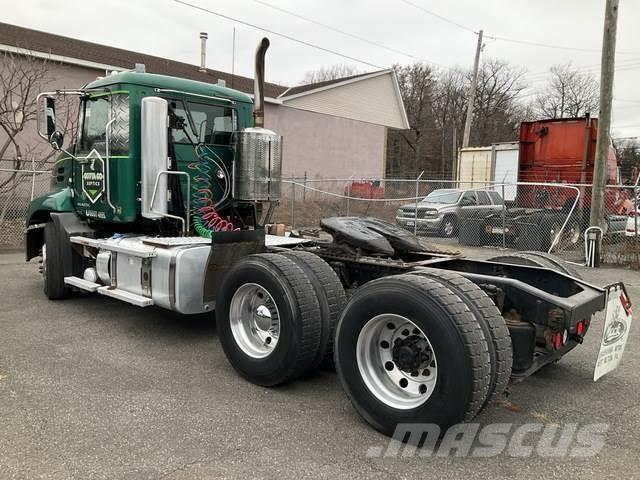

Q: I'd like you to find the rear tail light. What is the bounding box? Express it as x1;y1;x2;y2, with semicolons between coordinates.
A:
553;332;563;349
552;330;569;350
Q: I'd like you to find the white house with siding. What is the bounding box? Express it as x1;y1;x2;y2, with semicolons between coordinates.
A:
0;22;408;181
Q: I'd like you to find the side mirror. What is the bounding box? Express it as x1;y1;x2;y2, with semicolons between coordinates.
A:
49;131;64;150
460;198;474;206
45;97;56;138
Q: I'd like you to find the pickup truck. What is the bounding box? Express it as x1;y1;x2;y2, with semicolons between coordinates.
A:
396;188;504;237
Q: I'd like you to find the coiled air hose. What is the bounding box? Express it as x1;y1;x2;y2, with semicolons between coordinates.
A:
188;145;236;237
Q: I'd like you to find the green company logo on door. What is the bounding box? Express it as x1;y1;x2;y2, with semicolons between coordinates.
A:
81;149;105;204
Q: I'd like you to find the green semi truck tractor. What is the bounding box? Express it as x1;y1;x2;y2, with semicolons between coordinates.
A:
25;38;631;438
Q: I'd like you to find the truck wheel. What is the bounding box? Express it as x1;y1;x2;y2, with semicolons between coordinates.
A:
411;269;512;411
216;253;322;386
488;251;582;279
280;250;347;368
334;274;490;437
565;220;582;247
43;222;70;300
440;215;457;238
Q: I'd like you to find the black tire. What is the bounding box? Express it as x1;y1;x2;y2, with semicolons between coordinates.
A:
440;215;458;238
488;251;582;279
279;250;347;368
334;274;490;437
43;221;70;300
216;253;322;386
411;269;512;410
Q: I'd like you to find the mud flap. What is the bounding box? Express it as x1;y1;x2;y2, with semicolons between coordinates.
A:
202;229;266;303
594;283;632;381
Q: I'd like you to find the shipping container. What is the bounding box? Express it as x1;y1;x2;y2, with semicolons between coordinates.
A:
492;142;519;201
456;146;492;189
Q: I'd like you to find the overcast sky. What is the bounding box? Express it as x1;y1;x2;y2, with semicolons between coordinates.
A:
4;0;640;137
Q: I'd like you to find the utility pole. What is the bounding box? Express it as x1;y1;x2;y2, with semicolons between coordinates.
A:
462;29;483;148
452;128;457;181
590;0;618;229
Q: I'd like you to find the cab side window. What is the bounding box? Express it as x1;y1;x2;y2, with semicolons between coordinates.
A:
477;191;491;205
460;191;477;206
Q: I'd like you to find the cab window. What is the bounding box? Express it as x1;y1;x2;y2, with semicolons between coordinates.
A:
460;191;477;206
78;93;129;155
170;100;236;146
477;191;491;205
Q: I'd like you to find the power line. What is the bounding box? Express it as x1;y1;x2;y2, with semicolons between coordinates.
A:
523;59;640;84
485;34;640;56
173;0;386;69
397;0;640;56
251;0;442;66
397;0;477;34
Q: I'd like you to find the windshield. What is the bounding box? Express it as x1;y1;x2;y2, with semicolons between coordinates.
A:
78;93;129;155
422;190;461;204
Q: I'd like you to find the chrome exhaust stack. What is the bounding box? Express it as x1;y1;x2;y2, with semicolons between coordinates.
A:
253;37;270;128
233;37;282;202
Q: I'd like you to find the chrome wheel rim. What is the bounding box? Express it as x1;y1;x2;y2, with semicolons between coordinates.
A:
567;222;581;245
41;244;47;280
356;314;438;410
229;283;280;358
443;221;454;236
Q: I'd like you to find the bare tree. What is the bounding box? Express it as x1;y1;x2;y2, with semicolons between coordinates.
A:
387;59;530;178
0;51;77;175
388;63;439;177
534;64;599;119
470;58;528;146
0;51;49;172
613;137;640;184
0;50;78;223
432;68;467;177
302;64;362;84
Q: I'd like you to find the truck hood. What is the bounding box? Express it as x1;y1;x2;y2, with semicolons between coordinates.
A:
399;202;445;211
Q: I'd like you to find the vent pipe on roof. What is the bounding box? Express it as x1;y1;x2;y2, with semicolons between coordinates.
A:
253;37;270;129
199;32;208;73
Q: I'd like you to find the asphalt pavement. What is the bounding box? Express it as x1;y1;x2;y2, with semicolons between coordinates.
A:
1;250;639;479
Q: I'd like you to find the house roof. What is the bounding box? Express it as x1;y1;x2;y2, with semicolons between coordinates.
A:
279;69;410;129
0;22;288;98
278;71;375;98
0;22;409;129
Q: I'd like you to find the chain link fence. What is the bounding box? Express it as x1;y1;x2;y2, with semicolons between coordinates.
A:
271;176;640;266
1;166;638;266
0;159;52;248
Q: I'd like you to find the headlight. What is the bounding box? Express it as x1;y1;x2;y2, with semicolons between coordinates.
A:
424;209;439;217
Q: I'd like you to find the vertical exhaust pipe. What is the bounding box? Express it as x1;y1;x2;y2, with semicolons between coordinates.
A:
199;32;208;72
253;37;270;128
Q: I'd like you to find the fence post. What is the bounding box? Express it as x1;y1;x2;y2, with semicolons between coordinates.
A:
346;181;351;216
501;183;506;249
303;171;307;202
414;171;424;236
30;157;36;201
290;180;295;228
635;183;638;245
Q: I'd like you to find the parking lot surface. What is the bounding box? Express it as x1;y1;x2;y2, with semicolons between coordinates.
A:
1;251;639;479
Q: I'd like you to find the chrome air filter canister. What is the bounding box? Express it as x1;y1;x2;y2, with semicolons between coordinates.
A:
234;127;282;201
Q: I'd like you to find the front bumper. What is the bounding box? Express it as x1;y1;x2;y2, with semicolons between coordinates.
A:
395;215;442;231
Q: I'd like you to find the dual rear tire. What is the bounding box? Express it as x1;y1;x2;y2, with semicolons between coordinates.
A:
333;273;511;436
216;252;346;386
217;254;512;437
